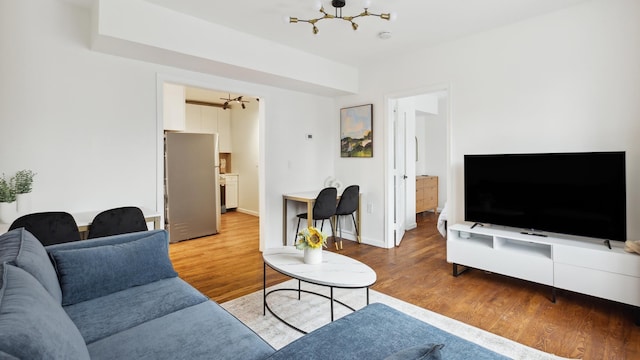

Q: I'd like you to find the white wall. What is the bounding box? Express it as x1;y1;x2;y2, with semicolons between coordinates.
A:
0;0;337;249
0;0;158;212
414;95;439;115
338;0;640;242
230;98;260;216
420;97;448;211
415;113;428;176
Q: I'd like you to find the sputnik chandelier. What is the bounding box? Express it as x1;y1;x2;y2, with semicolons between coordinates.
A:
288;0;395;34
220;94;250;110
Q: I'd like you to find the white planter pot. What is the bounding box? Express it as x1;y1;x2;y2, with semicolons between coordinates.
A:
0;201;18;224
303;247;323;265
16;193;32;215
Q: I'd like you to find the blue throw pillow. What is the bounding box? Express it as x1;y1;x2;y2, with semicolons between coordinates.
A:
0;263;90;359
0;228;62;303
49;230;178;306
383;344;444;360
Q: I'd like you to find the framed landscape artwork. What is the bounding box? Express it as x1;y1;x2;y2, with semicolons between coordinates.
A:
340;104;373;158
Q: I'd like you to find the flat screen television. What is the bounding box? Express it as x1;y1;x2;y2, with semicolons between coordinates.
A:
464;151;626;241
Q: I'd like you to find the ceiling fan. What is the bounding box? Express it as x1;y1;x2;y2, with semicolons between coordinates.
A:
220;94;250;110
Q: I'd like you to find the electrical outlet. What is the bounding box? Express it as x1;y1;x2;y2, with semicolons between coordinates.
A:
306;134;313;139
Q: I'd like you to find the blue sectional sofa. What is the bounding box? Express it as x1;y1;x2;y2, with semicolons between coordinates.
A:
0;228;508;359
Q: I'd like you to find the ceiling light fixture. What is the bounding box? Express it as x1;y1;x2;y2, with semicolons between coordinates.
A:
220;94;250;110
378;31;392;40
288;0;395;35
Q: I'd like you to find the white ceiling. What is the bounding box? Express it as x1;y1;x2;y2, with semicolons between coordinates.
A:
144;0;590;67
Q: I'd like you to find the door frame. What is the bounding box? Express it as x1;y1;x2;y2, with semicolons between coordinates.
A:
384;83;452;247
155;73;267;250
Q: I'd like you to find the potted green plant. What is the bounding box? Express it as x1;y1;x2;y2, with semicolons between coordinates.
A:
0;174;17;223
15;169;35;194
14;169;36;215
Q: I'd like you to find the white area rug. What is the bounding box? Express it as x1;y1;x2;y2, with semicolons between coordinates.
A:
221;280;573;359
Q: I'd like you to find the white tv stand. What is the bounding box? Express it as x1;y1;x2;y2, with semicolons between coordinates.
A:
447;223;640;314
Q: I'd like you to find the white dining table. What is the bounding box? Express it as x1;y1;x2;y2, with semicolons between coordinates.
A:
282;190;361;246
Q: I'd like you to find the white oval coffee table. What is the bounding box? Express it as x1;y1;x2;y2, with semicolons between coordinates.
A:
262;247;377;333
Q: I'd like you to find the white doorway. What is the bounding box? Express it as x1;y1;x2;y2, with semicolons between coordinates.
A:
385;86;450;247
156;75;265;248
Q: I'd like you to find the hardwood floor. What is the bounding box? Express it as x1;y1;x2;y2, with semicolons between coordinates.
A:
169;211;640;359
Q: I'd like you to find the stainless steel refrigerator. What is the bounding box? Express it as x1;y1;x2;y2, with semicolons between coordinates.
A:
165;132;221;243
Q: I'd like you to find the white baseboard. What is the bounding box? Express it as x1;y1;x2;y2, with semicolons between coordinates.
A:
235;208;259;217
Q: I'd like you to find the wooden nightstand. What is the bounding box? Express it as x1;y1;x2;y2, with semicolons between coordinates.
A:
416;175;438;214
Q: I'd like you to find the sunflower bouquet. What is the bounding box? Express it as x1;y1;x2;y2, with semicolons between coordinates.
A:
295;227;327;250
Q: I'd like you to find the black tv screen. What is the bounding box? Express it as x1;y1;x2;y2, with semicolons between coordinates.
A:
464;151;626;241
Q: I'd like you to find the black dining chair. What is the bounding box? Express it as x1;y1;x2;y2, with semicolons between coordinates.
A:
9;211;81;246
294;187;337;246
334;185;359;250
87;206;148;239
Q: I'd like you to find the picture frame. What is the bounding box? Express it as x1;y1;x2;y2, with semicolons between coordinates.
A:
340;104;373;158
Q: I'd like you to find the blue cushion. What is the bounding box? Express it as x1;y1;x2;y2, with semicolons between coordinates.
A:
49;230;178;306
267;303;509;360
0;263;90;359
87;301;275;360
0;228;62;302
66;277;208;344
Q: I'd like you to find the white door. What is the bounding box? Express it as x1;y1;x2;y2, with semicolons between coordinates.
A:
394;102;407;246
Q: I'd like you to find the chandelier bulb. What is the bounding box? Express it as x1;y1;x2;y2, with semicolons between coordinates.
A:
389;12;398;22
362;0;372;8
312;1;322;11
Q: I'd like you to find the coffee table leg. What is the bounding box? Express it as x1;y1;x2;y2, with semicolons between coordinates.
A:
298;279;301;300
366;287;370;305
263;262;266;316
330;287;334;322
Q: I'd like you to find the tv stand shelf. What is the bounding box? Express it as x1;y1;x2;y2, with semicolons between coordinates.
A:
447;224;640;311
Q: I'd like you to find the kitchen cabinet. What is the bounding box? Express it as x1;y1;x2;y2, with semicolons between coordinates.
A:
184;103;232;152
224;174;238;209
184;104;202;132
163;83;186;131
217;109;232;153
200;106;218;134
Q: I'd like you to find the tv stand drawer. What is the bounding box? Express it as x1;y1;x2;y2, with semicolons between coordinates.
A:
554;243;640;278
555;263;640;307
